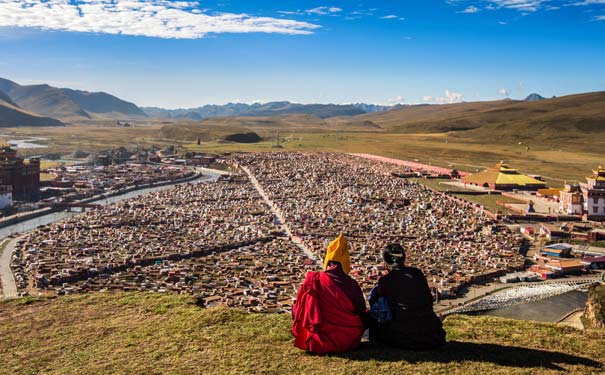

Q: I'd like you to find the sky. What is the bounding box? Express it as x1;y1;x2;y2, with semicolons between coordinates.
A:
0;0;604;108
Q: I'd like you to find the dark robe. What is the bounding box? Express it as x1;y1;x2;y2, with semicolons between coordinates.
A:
369;266;446;350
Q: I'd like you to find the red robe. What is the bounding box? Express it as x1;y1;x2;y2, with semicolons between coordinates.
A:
292;271;364;354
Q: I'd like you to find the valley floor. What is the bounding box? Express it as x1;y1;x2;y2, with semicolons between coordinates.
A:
4;125;605;184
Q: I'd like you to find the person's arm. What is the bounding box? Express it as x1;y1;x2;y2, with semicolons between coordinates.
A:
368;277;384;306
417;269;435;307
351;281;367;317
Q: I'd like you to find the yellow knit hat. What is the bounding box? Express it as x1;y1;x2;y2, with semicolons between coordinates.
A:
323;234;350;274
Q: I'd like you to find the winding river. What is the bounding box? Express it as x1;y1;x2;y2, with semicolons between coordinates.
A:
0;168;225;239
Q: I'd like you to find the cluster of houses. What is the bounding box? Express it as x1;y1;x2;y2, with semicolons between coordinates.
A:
500;242;604;283
463;162;605;221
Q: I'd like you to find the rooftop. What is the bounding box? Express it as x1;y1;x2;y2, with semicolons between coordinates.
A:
463;162;546;188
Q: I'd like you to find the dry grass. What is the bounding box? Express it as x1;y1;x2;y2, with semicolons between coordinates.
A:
0;292;603;375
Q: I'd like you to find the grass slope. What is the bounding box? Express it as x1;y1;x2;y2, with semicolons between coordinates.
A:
1;293;603;375
0;99;64;127
358;92;605;140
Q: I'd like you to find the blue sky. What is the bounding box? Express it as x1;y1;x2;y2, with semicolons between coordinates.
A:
0;0;604;108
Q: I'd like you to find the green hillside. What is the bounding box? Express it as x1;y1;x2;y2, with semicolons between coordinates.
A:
0;292;603;375
357;92;605;140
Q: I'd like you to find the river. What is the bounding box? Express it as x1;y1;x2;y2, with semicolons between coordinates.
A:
0;168;225;239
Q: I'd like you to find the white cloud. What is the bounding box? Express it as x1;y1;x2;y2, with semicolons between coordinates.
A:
595;15;605;20
482;0;548;12
441;90;464;103
498;88;510;96
459;5;480;13
0;0;320;39
424;90;464;104
381;14;399;19
387;95;405;104
306;6;342;15
573;0;605;5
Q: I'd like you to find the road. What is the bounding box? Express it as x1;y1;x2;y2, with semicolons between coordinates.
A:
240;165;322;267
0;237;19;298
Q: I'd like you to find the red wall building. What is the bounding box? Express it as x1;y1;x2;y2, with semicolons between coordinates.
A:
0;146;40;200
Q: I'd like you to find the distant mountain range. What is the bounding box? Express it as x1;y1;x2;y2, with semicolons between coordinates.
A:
0;77;401;126
142;101;396;120
0;77;147;123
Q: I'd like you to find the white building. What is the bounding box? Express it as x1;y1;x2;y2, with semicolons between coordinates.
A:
559;183;583;215
584;166;605;221
0;185;12;209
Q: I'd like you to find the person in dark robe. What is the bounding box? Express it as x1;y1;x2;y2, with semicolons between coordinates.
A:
292;234;366;354
368;243;446;350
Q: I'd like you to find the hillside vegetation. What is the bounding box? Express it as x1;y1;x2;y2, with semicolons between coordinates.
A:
0;93;64;127
0;292;603;375
357;92;605;141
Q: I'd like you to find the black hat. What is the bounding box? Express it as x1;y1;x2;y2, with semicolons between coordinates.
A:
382;243;406;267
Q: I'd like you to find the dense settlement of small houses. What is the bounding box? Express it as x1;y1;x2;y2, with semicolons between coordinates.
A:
12;152;525;312
41;163;196;203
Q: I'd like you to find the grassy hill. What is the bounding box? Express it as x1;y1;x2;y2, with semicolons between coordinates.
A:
357;92;605;140
0;94;64;127
0;292;603;375
0;78;148;122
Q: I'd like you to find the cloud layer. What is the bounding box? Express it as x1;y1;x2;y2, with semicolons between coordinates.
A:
0;0;320;39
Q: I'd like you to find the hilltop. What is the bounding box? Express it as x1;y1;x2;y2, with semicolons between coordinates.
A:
0;292;603;375
0;78;147;123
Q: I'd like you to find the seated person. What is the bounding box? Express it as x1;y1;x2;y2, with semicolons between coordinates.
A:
292;234;366;354
369;243;446;350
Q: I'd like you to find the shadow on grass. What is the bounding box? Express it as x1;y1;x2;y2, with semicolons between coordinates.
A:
329;341;602;371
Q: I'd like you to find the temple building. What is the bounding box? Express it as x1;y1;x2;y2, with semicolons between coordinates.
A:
559;183;584;216
584;166;605;221
462;162;547;191
0;146;40;201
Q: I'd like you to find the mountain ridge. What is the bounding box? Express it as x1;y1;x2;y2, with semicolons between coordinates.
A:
0;77;147;122
142;101;394;120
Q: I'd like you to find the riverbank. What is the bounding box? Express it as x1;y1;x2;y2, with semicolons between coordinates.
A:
0;167;222;232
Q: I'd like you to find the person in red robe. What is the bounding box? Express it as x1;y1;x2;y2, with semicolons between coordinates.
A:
292;234;366;354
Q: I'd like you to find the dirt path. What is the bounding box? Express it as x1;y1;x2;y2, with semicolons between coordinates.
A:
240;165;322;267
0;237;19;298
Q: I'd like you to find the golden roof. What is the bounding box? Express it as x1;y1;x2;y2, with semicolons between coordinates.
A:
587;165;605;182
463;162;546;187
